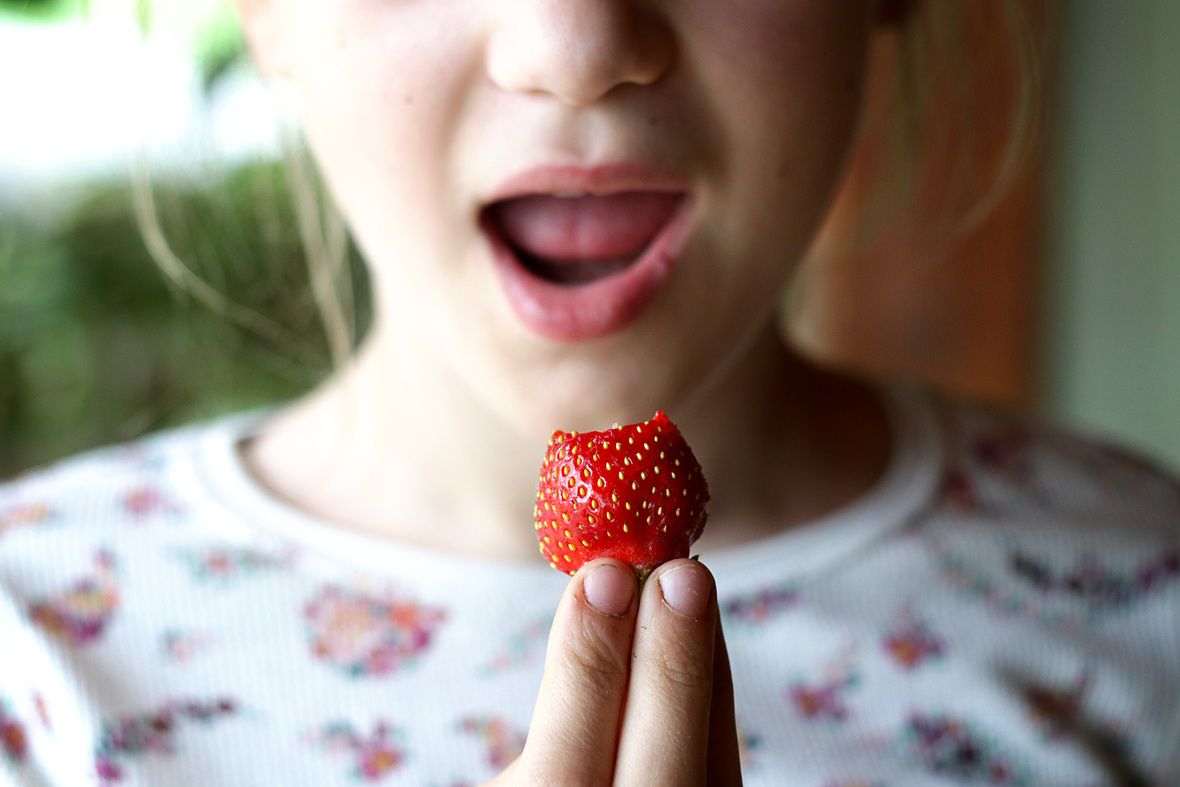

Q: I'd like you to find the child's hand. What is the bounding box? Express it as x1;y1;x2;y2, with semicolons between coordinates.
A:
485;558;742;786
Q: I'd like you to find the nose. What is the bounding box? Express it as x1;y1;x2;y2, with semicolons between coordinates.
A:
486;0;674;107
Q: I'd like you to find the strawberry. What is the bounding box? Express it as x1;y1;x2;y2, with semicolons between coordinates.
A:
534;411;709;582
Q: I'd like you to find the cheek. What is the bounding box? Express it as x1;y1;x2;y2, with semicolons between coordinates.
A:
716;4;871;177
698;3;873;249
283;5;480;264
669;5;873;347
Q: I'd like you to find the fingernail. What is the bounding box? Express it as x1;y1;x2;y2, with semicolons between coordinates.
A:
659;563;712;619
583;564;634;616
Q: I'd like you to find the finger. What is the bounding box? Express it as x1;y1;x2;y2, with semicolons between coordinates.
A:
614;559;718;786
517;559;638;784
706;618;743;785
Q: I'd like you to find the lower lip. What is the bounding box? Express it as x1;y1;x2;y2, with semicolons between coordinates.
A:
484;197;694;343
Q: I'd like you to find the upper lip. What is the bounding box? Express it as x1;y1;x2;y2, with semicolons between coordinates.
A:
483;162;691;205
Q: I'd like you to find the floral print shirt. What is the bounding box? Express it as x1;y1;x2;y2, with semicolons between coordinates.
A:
1;387;1178;786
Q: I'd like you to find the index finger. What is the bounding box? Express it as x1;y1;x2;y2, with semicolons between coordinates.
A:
513;559;638;784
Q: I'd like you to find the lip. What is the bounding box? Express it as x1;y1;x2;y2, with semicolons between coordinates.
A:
481;164;694;343
485;162;691;203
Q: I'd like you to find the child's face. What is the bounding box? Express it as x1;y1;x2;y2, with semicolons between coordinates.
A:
244;0;877;432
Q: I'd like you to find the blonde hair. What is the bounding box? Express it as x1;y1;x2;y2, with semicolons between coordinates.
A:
132;129;360;378
849;0;1043;243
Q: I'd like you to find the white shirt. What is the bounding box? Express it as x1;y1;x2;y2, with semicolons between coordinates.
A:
2;387;1178;785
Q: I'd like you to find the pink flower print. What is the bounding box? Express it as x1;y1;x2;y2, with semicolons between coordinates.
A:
93;697;237;786
942;424;1044;513
173;544;294;584
0;502;53;536
359;738;402;780
973;426;1033;480
459;716;527;770
122;484;181;519
33;693;51;731
305;585;447;678
95;755;122;784
1009;547;1180;616
883;607;946;671
789;683;850;722
160;629;216;664
788;642;860;723
941;469;979;511
900;713;1027;785
306;720;405;782
736;725;762;772
478;614;551;677
29;549;120;646
1;700;28;765
722;583;800;626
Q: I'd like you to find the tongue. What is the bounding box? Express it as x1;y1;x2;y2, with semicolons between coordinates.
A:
491;192;682;262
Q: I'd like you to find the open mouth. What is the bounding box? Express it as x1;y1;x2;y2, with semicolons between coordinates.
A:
482;192;686;286
480;186;693;342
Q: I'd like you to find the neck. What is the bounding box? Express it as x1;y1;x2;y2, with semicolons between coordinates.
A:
243;321;890;562
679;328;891;551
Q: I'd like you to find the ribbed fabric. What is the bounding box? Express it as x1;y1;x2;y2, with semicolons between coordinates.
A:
1;387;1177;786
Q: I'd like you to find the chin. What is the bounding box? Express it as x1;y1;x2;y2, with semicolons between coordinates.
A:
478;341;704;439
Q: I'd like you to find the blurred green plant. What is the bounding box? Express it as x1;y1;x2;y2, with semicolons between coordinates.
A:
0;0;86;24
0;163;370;477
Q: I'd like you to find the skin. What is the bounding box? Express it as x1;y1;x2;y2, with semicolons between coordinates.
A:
488;557;742;785
234;0;894;781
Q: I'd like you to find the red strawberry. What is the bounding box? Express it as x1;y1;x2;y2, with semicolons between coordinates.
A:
535;411;709;582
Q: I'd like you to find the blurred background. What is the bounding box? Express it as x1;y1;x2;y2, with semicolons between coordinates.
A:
0;0;1177;477
0;0;369;475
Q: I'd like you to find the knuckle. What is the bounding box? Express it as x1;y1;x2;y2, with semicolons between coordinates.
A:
653;638;713;691
560;621;629;698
